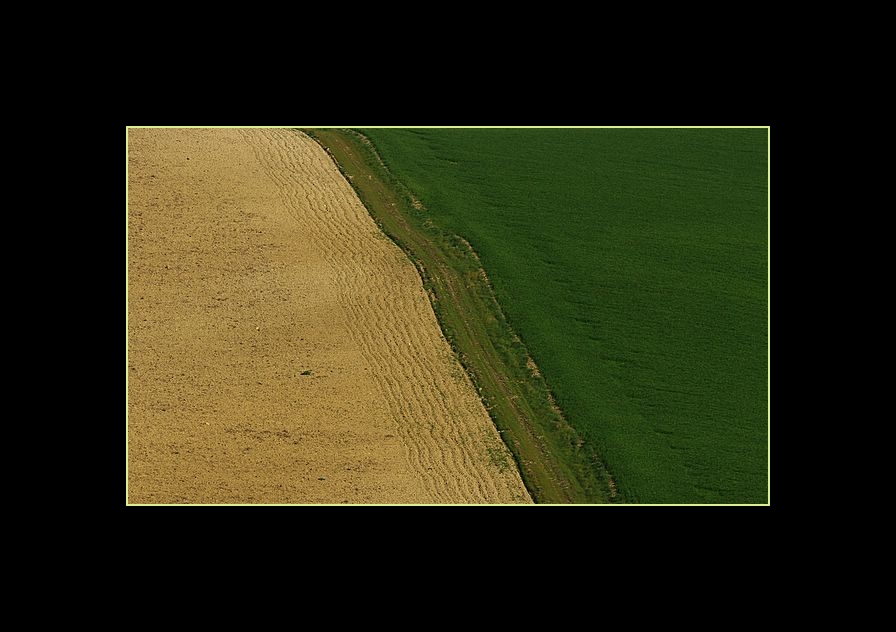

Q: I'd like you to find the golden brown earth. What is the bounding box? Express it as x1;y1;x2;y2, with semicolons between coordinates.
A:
127;128;532;504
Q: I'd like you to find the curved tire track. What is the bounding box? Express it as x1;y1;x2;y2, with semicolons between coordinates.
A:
241;129;530;504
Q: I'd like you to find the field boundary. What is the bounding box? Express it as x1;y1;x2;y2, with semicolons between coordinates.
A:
305;128;619;503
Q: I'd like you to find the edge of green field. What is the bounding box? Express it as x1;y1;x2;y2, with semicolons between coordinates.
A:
306;128;618;504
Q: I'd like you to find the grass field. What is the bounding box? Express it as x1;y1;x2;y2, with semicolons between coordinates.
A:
360;128;769;504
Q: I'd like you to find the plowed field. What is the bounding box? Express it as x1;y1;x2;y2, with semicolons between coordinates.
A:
127;128;531;504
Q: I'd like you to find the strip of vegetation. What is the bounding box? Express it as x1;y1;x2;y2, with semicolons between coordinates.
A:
305;129;618;503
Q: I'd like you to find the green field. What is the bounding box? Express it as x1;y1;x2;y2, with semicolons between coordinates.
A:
312;128;768;504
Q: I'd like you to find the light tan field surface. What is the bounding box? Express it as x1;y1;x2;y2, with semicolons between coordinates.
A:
127;128;531;504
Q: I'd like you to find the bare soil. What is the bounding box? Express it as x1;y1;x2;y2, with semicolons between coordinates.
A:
127;128;531;504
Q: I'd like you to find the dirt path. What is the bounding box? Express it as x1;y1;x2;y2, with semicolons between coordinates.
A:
127;128;531;504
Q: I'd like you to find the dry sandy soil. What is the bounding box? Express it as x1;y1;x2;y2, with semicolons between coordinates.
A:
127;128;531;504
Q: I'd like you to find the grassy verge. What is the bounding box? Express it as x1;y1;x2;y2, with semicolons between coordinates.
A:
305;129;618;503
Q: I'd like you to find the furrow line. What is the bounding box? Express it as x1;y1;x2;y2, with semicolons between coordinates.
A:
250;129;452;502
